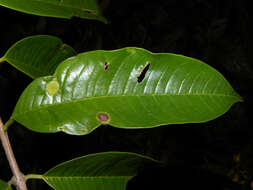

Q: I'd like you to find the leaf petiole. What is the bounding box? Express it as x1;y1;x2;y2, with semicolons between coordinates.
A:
3;117;15;131
25;174;43;181
0;57;5;63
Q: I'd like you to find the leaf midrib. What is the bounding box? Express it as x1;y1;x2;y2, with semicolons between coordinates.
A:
14;93;240;117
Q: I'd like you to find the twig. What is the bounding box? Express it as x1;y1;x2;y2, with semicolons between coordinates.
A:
0;117;28;190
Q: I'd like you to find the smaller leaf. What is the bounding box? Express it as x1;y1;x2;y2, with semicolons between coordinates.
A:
43;152;161;190
0;179;12;190
1;35;76;78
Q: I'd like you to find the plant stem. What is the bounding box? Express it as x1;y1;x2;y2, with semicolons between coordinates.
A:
0;117;28;190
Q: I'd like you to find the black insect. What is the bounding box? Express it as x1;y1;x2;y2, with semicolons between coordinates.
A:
137;62;150;83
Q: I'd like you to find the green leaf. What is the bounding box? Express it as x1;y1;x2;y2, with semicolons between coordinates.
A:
0;179;12;190
1;35;76;78
43;152;160;190
13;47;242;135
0;0;107;23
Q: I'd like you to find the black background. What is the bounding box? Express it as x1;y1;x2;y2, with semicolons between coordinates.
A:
0;0;252;189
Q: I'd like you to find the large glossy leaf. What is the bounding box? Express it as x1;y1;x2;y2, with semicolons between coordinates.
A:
0;179;12;190
0;35;76;78
42;152;160;190
0;0;107;23
13;47;242;135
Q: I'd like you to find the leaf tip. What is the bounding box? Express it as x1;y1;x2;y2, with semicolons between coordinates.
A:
238;95;244;102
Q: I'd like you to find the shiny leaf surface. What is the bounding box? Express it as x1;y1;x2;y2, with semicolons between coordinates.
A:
0;0;107;23
13;47;242;135
1;35;76;78
0;179;12;190
43;152;160;190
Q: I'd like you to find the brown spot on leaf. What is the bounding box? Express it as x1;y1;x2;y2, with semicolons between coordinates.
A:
137;62;150;83
97;113;110;123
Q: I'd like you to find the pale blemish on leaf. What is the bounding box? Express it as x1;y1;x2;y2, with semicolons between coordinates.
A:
83;9;96;14
126;48;136;54
46;80;59;96
58;124;89;135
97;113;110;123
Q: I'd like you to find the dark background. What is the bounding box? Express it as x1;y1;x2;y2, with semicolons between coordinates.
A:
0;0;252;189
